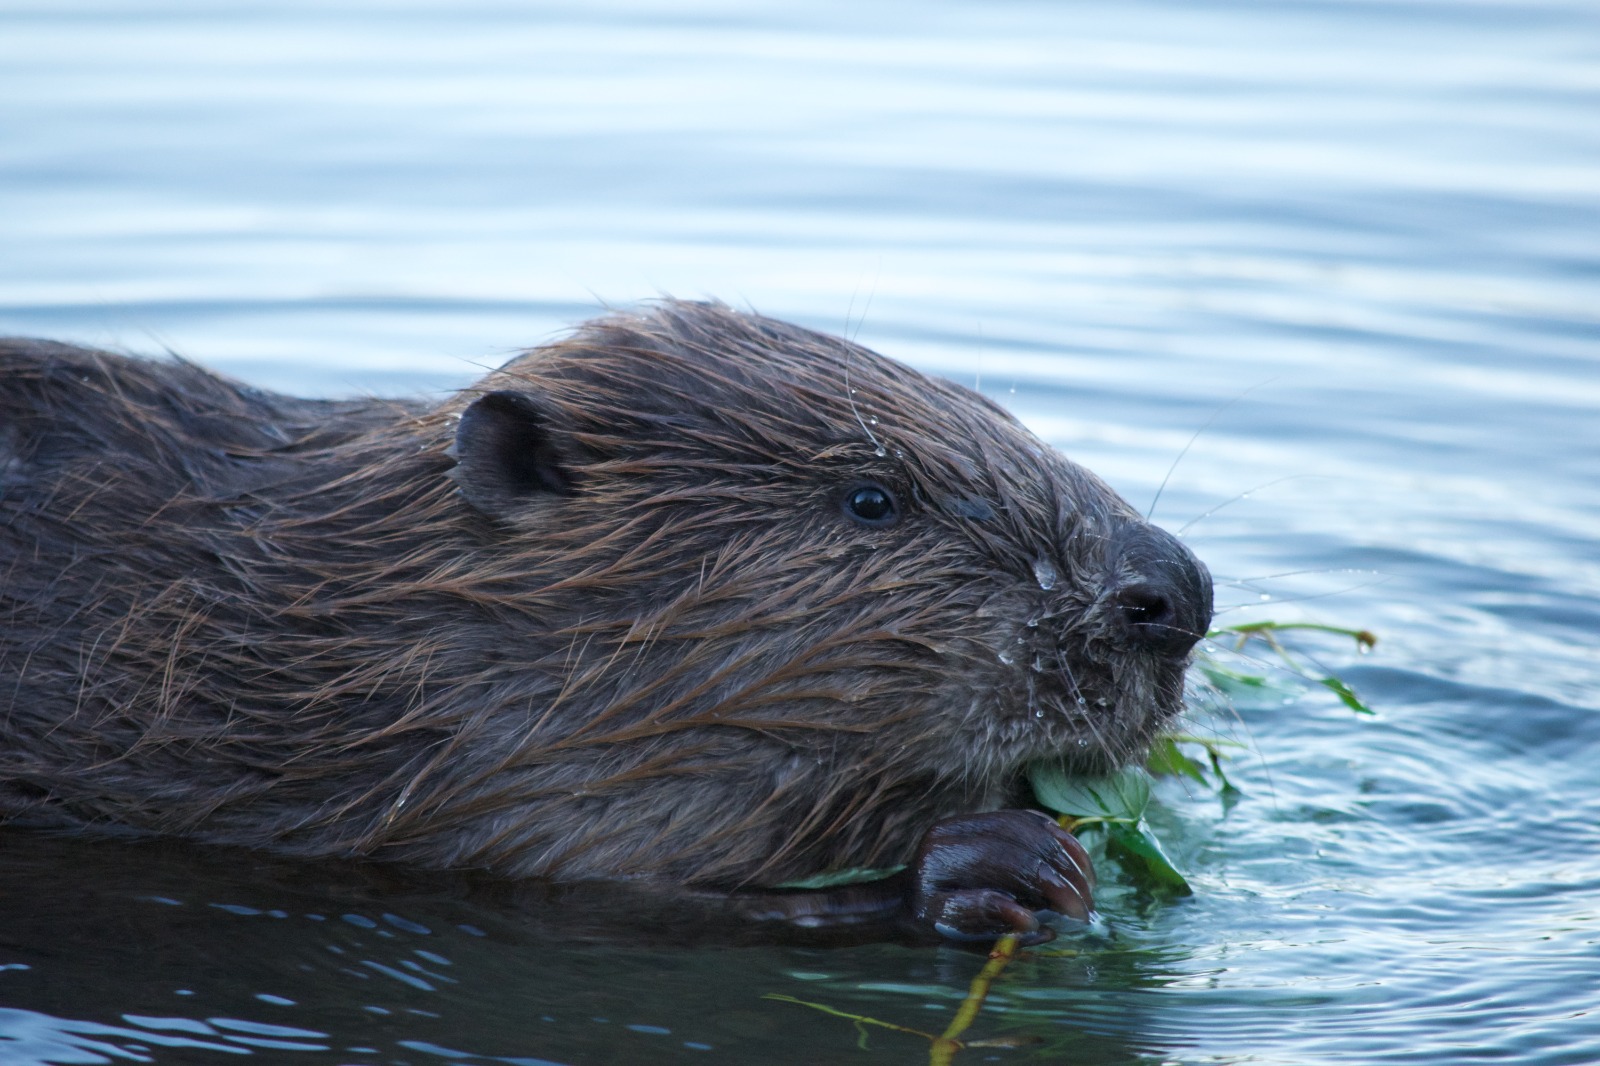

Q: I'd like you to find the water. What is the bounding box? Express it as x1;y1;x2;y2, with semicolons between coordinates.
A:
2;1;1598;1062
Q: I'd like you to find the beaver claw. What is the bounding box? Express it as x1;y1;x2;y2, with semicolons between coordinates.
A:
907;810;1096;944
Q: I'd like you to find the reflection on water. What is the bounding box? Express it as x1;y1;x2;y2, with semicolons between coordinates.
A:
2;1;1598;1063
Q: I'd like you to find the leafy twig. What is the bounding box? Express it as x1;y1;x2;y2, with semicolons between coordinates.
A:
1205;621;1376;714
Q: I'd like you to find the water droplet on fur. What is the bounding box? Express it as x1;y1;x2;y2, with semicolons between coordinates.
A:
1026;617;1040;628
1076;696;1088;707
1034;709;1045;719
1032;558;1058;591
867;415;879;425
873;446;887;458
997;649;1015;665
1095;697;1111;708
1031;656;1045;673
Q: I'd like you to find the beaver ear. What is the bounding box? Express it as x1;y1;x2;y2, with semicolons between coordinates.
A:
452;390;580;517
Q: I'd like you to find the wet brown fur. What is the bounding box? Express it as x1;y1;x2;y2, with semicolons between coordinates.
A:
0;302;1201;888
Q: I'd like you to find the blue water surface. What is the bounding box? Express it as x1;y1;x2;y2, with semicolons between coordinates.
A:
2;1;1597;1063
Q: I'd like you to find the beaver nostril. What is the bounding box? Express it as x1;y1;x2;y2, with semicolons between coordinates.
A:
1116;585;1173;630
1114;585;1193;656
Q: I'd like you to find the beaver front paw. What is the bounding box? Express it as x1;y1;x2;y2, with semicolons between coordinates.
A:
907;809;1096;944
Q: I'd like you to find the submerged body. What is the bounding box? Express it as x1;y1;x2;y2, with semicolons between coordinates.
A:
0;302;1211;939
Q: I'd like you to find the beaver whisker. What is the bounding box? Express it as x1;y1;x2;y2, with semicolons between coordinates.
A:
1175;474;1330;536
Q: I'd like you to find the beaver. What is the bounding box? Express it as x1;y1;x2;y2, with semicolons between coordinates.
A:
0;301;1211;942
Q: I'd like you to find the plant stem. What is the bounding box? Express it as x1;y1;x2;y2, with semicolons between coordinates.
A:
929;934;1021;1066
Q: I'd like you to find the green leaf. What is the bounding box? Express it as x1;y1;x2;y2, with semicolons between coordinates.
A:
1161;732;1248;755
1195;661;1270;689
1145;736;1210;784
1193;662;1297;707
1206;747;1242;798
1028;764;1150;822
1104;823;1192;895
774;865;905;890
1029;763;1192;895
1318;675;1374;715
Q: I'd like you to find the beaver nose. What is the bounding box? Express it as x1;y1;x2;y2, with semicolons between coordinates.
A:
1106;524;1213;658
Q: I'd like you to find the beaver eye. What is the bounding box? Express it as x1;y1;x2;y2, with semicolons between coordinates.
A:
842;483;899;527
